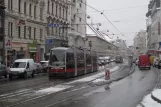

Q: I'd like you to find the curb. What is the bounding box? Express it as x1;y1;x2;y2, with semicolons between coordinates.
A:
149;67;161;105
154;67;161;89
151;92;161;104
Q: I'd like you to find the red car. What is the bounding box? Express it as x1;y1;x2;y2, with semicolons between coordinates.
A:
138;54;151;70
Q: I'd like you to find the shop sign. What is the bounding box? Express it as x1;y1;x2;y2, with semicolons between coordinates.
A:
28;41;37;52
16;19;26;26
5;37;12;49
46;39;53;44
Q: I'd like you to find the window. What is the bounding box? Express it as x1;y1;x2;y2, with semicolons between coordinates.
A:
34;28;36;39
29;4;32;16
59;7;61;18
8;22;13;37
34;6;37;18
79;18;81;22
52;2;54;14
8;0;13;10
47;0;50;13
80;3;81;7
40;29;43;40
18;26;21;38
66;10;68;20
40;8;43;20
24;2;26;14
28;27;31;39
52;23;54;34
77;24;78;32
73;0;75;3
56;5;58;16
24;26;26;38
18;0;21;13
0;17;1;27
63;8;65;19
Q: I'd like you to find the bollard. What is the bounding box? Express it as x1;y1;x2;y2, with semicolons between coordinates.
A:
105;69;110;80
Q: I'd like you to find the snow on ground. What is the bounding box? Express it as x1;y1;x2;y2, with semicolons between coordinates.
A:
110;66;120;72
66;66;120;84
36;85;72;94
138;94;161;107
152;89;161;101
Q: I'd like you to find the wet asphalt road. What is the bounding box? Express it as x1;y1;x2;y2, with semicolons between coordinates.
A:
0;64;157;107
0;63;117;107
48;67;157;107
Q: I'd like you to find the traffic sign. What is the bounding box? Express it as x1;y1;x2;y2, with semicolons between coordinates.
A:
5;37;12;49
46;39;53;44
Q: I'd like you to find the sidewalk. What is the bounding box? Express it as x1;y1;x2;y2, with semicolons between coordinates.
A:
137;68;161;107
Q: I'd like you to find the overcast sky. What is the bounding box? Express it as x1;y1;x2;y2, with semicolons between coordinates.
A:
87;0;149;46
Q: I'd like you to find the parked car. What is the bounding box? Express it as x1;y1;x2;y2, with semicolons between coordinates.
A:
0;61;7;78
153;57;159;67
115;56;123;63
40;61;49;73
35;63;43;74
135;60;139;66
9;59;36;79
104;56;110;64
98;60;102;66
138;54;151;70
98;57;105;65
110;58;115;62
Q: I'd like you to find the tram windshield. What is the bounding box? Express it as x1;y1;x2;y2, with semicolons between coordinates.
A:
49;50;65;66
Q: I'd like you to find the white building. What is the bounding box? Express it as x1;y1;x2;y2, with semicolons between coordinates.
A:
86;25;118;57
4;0;71;63
114;39;127;57
44;0;69;59
134;30;147;55
146;0;160;50
5;0;47;64
68;0;87;48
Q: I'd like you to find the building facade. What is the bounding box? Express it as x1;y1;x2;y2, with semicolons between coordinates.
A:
134;30;147;56
85;35;118;57
0;0;5;62
68;0;87;48
146;0;160;50
44;0;69;58
4;0;71;63
114;39;127;57
4;0;46;64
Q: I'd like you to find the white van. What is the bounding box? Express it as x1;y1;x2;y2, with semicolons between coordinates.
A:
9;59;36;79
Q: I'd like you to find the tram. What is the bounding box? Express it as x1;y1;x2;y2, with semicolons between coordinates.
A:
48;47;98;78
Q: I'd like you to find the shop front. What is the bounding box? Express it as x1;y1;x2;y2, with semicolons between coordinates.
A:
12;42;28;58
28;41;40;62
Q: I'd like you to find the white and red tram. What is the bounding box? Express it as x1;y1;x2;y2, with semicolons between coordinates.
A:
48;47;98;78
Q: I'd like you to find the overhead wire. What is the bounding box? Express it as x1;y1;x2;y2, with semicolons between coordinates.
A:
79;0;124;36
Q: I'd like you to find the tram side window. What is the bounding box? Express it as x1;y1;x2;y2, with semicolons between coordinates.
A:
93;54;97;66
86;53;91;65
79;52;84;67
66;53;74;68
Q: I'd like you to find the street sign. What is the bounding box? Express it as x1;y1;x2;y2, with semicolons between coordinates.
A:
46;39;53;44
5;37;12;49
